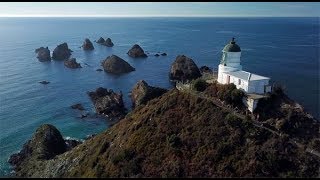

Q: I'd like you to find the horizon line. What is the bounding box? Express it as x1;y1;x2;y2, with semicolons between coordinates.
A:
0;15;318;18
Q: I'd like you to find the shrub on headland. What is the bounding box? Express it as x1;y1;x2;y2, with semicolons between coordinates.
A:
191;78;208;92
204;82;245;107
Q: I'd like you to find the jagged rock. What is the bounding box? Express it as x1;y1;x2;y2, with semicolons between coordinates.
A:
39;81;50;85
8;124;83;174
101;55;135;74
96;37;105;44
127;44;147;58
200;66;213;74
96;69;103;72
104;38;114;47
35;47;51;61
161;53;167;56
82;38;94;50
64;58;82;69
169;55;201;82
8;124;67;167
71;103;84;111
87;87;127;120
131;80;168;108
154;54;160;57
52;43;72;60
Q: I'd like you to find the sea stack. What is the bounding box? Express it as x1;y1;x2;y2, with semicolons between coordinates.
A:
169;55;201;82
35;47;51;62
52;43;72;60
96;37;105;44
96;37;114;47
127;44;148;58
101;55;135;74
104;38;114;47
64;58;82;69
87;87;127;120
82;38;94;50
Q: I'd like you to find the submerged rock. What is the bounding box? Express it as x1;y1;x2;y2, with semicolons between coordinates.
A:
154;53;160;57
161;52;167;56
101;55;135;74
96;68;103;72
169;55;201;82
82;38;94;50
35;47;51;62
131;80;168;108
71;103;85;111
52;43;72;60
127;44;147;58
87;87;127;120
64;58;82;69
39;81;50;84
200;66;213;74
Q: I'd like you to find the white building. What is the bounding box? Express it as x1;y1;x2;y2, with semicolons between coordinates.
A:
217;38;272;112
217;38;271;94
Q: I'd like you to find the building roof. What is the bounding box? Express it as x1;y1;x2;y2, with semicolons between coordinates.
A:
223;37;241;52
224;70;270;81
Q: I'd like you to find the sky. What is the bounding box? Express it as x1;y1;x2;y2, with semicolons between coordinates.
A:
0;2;319;17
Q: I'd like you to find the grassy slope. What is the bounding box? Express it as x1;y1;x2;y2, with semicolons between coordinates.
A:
16;89;319;177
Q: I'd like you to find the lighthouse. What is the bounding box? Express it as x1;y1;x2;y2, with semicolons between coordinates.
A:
218;37;243;84
217;38;271;95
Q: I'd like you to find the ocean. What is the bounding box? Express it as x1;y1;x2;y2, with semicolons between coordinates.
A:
0;17;319;176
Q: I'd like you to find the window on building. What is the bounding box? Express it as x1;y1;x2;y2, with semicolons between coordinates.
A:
238;79;241;85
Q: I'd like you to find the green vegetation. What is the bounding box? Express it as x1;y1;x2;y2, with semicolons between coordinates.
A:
191;78;208;92
203;81;245;107
12;89;320;178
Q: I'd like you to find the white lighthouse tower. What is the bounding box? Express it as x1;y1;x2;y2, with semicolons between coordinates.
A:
217;37;243;84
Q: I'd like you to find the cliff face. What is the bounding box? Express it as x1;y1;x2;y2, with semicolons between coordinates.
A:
11;89;319;178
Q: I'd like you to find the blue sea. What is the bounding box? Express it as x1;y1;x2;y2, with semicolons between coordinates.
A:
0;17;319;176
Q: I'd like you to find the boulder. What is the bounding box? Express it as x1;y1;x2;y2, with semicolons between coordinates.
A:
161;53;167;56
101;55;135;74
200;66;213;74
131;80;168;108
52;43;72;60
64;58;82;69
154;54;160;57
82;38;94;50
71;103;85;111
96;37;105;44
35;47;51;61
87;87;127;120
8;124;67;167
104;38;114;47
169;55;201;82
96;69;103;72
127;44;147;58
